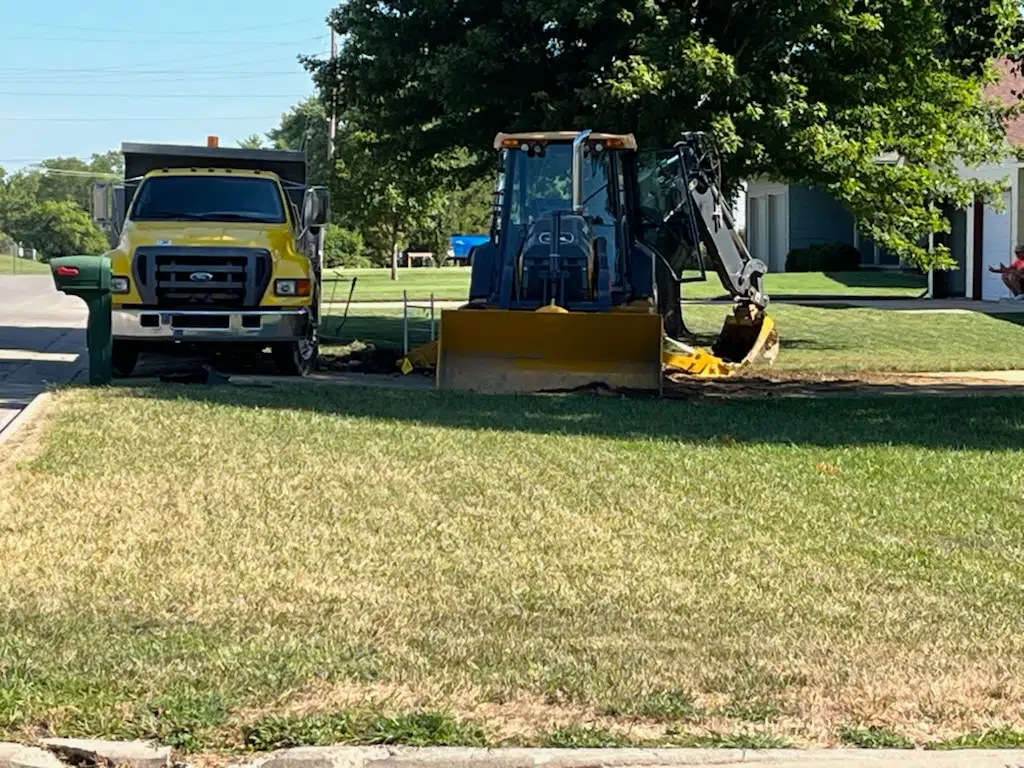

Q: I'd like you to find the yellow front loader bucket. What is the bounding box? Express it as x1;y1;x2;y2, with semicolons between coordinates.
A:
437;308;664;395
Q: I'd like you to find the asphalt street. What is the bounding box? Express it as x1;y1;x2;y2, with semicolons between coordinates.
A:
0;275;87;436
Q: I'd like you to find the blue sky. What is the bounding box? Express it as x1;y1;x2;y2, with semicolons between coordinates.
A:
0;0;336;171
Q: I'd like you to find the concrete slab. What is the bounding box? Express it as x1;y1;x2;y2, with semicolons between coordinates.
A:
0;275;87;438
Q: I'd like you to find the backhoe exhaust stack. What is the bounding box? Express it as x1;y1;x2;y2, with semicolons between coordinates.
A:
571;129;592;213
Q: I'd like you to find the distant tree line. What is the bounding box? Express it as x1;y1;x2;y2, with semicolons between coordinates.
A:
0;153;119;260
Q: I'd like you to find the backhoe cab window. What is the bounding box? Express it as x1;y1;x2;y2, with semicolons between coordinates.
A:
636;149;701;274
508;145;616;227
130;176;287;224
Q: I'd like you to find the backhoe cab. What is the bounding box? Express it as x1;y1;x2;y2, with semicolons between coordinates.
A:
432;129;779;394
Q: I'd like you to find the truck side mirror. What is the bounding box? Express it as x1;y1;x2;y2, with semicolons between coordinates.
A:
302;187;330;228
92;183;111;225
315;187;330;225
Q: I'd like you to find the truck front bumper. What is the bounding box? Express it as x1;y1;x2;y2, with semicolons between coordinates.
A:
112;308;310;342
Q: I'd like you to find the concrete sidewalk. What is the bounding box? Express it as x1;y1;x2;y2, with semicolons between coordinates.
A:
12;739;1024;768
0;275;87;437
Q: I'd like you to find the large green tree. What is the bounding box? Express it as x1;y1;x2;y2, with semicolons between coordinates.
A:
309;0;1024;267
331;122;442;274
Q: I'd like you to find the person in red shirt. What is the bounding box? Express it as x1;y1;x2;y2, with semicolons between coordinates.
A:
989;245;1024;297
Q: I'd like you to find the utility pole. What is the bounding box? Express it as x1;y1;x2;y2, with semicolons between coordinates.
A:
328;25;337;162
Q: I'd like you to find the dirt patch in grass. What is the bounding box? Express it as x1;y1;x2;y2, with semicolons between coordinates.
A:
663;369;1024;400
318;342;407;376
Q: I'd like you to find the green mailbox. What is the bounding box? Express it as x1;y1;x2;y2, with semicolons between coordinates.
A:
51;255;113;385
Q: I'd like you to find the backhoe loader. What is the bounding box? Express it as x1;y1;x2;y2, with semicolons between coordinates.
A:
426;129;779;394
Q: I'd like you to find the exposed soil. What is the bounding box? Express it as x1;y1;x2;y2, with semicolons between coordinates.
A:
663;369;1023;400
318;344;407;375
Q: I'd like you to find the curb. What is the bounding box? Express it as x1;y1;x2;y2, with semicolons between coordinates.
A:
8;740;1024;768
0;392;51;446
229;746;1024;768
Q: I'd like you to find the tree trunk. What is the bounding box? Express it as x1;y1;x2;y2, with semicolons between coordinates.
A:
389;221;399;281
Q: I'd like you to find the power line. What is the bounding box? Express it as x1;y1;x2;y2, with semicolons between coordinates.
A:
9;36;324;46
0;72;312;85
0;39;325;74
0;92;306;98
5;18;326;36
31;168;120;179
0;115;281;123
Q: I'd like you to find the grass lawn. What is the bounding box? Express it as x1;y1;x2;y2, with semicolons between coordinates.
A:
324;267;473;303
1;386;1023;753
323;304;1024;374
324;267;926;303
0;254;50;275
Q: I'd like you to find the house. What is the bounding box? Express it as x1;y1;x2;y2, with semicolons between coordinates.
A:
744;58;1024;300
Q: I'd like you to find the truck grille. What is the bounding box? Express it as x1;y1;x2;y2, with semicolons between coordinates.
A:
132;246;271;309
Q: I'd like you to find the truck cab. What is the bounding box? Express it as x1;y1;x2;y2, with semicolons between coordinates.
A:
92;139;329;377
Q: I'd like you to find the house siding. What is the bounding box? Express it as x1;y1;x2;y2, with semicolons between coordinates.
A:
788;185;855;251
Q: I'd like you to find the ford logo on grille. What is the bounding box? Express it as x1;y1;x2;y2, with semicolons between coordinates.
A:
190;272;214;282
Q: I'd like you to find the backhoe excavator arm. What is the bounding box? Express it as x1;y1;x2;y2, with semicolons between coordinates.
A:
672;132;779;366
675;132;769;310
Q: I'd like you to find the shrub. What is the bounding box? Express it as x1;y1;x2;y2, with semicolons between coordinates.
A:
324;225;369;269
785;242;860;272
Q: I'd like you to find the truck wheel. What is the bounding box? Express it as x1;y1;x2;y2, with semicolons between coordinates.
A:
272;336;318;376
112;342;139;378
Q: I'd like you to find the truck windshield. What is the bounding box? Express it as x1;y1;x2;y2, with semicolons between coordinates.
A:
130;176;287;224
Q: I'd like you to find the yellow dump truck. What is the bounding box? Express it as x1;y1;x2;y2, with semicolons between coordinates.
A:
91;138;329;376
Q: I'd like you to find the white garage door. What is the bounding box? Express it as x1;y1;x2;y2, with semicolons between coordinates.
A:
982;191;1013;301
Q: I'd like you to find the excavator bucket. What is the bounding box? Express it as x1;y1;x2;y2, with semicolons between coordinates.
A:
711;304;781;367
436;308;664;394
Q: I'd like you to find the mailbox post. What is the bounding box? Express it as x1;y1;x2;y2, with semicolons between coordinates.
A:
50;255;113;385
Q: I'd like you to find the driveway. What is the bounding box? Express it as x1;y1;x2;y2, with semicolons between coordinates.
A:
0;275;87;436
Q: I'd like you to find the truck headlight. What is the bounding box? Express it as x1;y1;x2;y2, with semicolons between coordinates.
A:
111;276;130;294
275;279;311;297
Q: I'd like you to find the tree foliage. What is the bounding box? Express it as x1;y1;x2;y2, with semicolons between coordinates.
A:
323;224;368;268
35;152;123;210
310;0;1024;267
0;159;113;259
267;98;332;187
20;200;109;260
238;134;265;149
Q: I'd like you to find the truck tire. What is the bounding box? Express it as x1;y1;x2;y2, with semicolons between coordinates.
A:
112;341;139;378
272;336;318;376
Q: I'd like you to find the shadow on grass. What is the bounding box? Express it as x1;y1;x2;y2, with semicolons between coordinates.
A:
991;313;1024;329
122;381;1024;452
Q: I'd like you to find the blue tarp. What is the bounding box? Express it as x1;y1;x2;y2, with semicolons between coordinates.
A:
450;235;489;261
